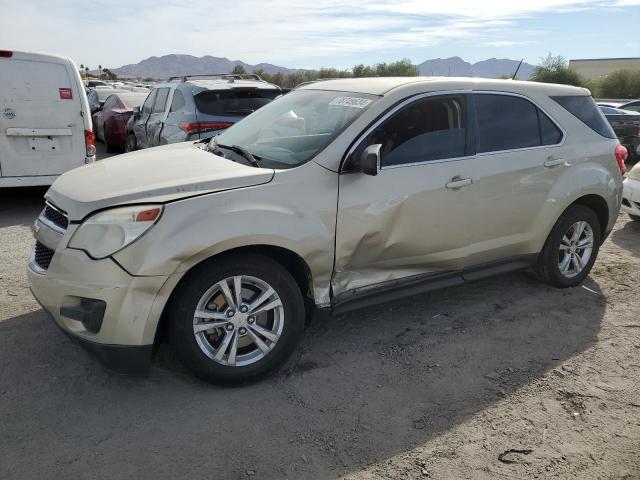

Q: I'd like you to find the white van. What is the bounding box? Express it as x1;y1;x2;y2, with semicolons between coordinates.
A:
0;50;95;187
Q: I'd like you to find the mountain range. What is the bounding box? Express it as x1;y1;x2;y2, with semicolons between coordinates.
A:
107;54;535;80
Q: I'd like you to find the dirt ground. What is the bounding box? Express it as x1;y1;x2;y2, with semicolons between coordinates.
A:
0;183;639;480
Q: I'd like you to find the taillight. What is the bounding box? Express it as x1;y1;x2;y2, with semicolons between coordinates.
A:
615;144;628;174
178;121;234;134
85;129;96;157
0;50;13;58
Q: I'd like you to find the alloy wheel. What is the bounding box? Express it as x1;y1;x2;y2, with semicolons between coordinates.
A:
558;221;594;278
192;275;284;366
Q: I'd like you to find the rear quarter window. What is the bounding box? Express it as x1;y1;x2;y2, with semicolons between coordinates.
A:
194;88;281;116
551;95;616;139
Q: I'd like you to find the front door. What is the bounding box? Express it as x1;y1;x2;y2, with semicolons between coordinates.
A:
134;88;157;149
333;93;477;297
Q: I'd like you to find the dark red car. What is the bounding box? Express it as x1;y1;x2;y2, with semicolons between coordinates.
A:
92;92;149;152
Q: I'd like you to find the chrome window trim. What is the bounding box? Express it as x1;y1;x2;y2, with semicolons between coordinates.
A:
343;88;567;171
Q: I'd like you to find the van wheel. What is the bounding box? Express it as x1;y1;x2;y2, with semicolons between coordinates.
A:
168;254;305;384
125;134;137;153
537;205;601;288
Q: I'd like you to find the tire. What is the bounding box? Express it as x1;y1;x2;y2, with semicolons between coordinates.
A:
537;205;601;288
168;253;305;384
630;214;640;222
125;133;137;153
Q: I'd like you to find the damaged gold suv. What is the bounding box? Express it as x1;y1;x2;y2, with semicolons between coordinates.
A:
28;77;625;383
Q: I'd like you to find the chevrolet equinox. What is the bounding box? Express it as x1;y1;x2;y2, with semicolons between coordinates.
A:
28;77;626;383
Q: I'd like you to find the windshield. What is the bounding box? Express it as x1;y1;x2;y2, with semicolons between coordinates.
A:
212;90;379;167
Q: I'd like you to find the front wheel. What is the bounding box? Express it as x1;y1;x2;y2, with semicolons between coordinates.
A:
537;205;601;288
168;254;305;384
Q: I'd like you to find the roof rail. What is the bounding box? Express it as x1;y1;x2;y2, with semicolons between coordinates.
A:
168;73;263;82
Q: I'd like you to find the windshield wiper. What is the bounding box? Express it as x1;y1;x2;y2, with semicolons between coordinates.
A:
214;143;261;168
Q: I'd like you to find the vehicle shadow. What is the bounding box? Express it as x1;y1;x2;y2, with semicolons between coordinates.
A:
609;216;640;259
0;272;606;479
0;187;47;228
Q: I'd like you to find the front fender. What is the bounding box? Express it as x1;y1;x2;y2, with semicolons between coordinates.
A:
113;162;338;306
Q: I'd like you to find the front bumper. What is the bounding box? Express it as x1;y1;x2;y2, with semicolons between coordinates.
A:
27;242;168;374
621;177;640;217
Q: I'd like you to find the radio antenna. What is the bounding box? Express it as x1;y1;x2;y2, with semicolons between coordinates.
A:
512;58;524;80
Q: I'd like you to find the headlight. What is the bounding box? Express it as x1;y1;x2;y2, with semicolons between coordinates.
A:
69;205;163;259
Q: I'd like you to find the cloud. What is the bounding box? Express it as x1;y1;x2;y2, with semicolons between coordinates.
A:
0;0;637;67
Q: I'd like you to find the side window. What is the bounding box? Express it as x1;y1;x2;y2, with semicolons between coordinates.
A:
538;109;563;145
152;88;170;114
141;89;157;115
475;94;541;152
365;95;468;167
170;90;186;112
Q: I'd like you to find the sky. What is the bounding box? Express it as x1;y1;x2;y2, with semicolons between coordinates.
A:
1;0;639;70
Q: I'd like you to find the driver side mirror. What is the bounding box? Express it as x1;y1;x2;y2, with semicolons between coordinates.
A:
344;144;381;176
132;105;141;118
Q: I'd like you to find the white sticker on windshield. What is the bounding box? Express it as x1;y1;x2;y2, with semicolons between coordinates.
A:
329;96;373;109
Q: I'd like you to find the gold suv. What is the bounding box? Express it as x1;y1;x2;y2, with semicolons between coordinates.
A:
28;77;625;383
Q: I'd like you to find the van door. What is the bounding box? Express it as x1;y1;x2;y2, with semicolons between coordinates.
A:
146;87;170;147
0;53;86;177
462;92;567;269
333;93;476;298
134;88;157;149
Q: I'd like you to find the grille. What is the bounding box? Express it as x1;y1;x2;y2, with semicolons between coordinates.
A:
43;203;69;230
34;241;55;270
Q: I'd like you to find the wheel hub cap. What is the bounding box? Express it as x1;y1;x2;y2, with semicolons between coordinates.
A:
558;221;594;279
192;275;284;367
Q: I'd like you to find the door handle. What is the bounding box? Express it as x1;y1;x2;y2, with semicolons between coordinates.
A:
544;157;566;167
446;176;473;189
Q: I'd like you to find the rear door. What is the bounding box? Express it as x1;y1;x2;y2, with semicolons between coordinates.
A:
133;88;157;149
146;87;170;147
462;92;567;268
0;52;86;177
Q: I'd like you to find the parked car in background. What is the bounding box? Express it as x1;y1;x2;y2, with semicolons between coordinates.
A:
92;92;149;152
600;106;640;162
87;88;127;114
85;79;108;88
621;161;640;221
619;100;640;113
0;49;95;187
125;74;281;152
28;77;624;382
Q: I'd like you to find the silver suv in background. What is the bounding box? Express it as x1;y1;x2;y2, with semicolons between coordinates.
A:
125;74;281;152
28;77;624;384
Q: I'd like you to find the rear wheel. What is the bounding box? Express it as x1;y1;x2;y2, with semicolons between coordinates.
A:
125;133;137;153
537;205;601;288
168;254;305;384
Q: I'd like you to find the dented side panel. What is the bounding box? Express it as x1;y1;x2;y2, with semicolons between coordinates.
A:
333;159;478;296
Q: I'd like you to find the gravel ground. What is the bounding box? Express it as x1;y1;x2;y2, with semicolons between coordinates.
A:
0;182;639;480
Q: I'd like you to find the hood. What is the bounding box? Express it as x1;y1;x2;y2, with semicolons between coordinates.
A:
47;142;274;220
